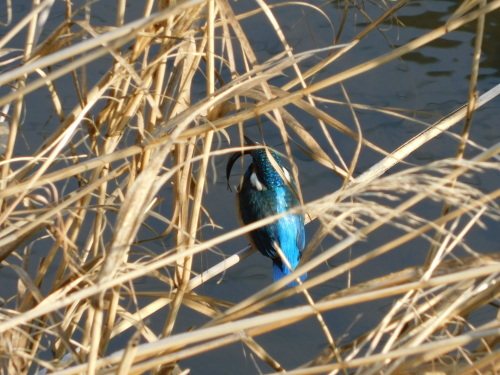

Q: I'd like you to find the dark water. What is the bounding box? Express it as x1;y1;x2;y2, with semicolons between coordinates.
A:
182;1;500;373
2;1;499;374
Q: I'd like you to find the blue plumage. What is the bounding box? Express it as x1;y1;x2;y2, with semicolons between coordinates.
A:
227;137;306;286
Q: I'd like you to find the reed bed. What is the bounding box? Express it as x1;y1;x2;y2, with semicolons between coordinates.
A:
0;0;499;374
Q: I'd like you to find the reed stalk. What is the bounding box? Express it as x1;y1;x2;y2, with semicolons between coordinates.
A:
0;1;498;374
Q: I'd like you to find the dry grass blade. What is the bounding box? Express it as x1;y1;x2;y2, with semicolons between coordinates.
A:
0;1;498;374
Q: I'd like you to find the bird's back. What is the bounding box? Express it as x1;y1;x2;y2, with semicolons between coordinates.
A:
237;162;305;282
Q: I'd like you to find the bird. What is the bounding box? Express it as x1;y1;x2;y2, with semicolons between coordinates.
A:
226;136;306;286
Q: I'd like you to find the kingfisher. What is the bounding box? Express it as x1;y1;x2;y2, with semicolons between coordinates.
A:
226;136;306;286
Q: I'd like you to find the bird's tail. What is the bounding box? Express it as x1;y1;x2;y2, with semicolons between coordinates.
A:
273;262;307;287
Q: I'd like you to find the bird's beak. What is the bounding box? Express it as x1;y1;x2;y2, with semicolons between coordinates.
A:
226;152;241;190
244;135;256;146
226;149;250;191
226;136;257;191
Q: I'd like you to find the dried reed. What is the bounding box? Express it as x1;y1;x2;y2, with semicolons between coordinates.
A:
0;0;498;374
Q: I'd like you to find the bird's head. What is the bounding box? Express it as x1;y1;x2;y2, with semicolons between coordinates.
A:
226;136;292;191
